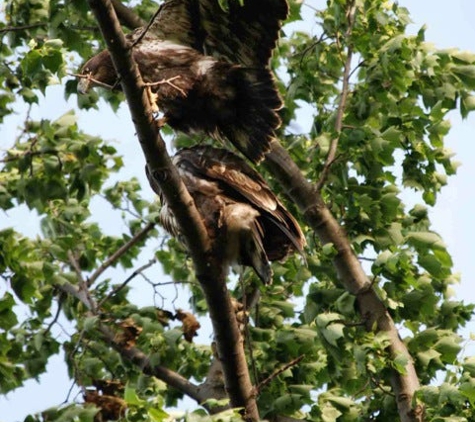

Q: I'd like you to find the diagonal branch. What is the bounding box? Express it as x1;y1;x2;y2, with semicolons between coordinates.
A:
255;355;304;394
56;281;206;403
264;141;422;422
97;324;207;403
315;0;357;191
110;0;145;29
85;1;259;419
266;5;423;417
0;23;47;33
96;258;157;309
85;0;210;259
88;222;155;286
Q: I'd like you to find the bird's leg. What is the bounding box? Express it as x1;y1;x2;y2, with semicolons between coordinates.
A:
144;86;169;128
145;85;159;114
156;115;168;128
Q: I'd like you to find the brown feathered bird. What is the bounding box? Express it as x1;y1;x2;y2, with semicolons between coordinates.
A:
147;146;305;284
78;0;288;163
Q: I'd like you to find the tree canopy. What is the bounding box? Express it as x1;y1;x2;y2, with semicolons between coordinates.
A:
1;0;475;421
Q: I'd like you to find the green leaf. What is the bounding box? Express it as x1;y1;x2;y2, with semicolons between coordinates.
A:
124;385;145;405
406;231;446;250
148;407;169;422
83;316;99;332
461;94;475;118
0;293;18;329
392;353;408;375
316;314;345;347
322;243;337;257
417;349;442;368
54;110;77;129
460;378;475;405
463;357;475;377
434;335;462;363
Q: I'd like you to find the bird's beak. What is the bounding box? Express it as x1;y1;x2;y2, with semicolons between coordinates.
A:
77;76;91;94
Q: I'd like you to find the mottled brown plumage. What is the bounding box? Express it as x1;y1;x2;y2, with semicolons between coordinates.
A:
147;146;306;284
78;0;288;163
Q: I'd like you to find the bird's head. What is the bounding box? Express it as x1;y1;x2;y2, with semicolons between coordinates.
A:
77;50;118;94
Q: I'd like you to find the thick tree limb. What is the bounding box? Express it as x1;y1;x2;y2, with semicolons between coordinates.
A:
111;0;145;29
265;142;422;422
262;5;422;420
86;0;209;260
267;2;422;422
85;0;259;419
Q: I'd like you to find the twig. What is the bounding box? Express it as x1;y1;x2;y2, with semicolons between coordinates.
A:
130;2;165;47
298;33;329;66
145;76;186;97
240;276;259;385
68;250;86;285
149;280;196;287
315;0;357;191
370;375;395;397
0;23;47;33
100;194;142;219
254;355;305;394
64;379;80;404
44;295;64;335
358;256;376;262
87;222;155;286
70;72;116;90
97;258;157;308
356;274;379;295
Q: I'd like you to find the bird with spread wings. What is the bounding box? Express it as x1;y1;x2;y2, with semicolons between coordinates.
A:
78;0;289;163
147;146;306;285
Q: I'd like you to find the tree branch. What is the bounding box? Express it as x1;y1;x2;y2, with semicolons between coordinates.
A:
85;1;259;419
110;0;145;29
255;355;304;394
96;258;157;309
316;0;357;191
97;324;207;403
87;222;155;286
264;141;422;422
0;23;47;33
56;281;206;403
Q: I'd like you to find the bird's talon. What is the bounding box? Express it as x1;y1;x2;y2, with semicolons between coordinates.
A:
156;117;168;128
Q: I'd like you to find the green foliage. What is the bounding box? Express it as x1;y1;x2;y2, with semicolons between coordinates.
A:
1;0;475;421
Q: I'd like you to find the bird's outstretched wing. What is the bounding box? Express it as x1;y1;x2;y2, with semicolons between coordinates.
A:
147;0;288;66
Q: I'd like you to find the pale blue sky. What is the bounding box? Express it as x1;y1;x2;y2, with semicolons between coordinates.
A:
1;1;475;420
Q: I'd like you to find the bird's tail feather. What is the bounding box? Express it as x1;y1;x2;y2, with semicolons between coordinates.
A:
242;220;273;284
223;67;282;163
266;214;307;265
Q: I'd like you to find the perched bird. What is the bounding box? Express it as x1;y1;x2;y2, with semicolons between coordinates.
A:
78;0;288;163
147;146;305;284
